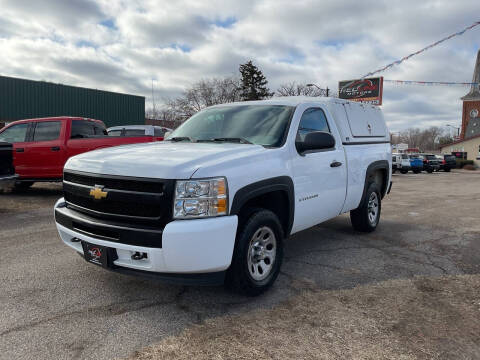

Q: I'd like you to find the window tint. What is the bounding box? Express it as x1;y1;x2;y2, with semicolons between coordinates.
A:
297;108;330;141
33;121;61;141
0;123;28;143
124;129;146;136
71;120;95;139
154;128;166;137
93;123;107;136
108;129;122;137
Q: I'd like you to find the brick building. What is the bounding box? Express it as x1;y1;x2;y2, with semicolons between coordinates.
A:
441;50;480;165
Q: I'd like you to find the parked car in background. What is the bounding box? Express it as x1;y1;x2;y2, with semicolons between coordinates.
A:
408;154;423;173
107;125;171;141
0;117;164;189
435;155;444;171
419;154;440;173
392;153;411;173
439;154;457;172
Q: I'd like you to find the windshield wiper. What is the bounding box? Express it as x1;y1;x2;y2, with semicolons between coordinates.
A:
211;137;253;144
168;136;195;142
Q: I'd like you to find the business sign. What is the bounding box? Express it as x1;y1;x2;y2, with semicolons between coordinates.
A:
338;77;384;105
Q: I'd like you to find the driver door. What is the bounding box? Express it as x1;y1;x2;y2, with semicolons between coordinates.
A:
291;107;347;233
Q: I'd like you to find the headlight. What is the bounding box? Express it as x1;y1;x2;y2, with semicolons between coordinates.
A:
173;177;228;219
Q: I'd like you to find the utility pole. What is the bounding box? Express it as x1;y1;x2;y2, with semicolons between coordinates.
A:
151;78;156;117
306;83;329;97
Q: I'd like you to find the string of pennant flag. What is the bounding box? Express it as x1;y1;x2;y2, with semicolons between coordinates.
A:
384;79;480;87
361;20;480;78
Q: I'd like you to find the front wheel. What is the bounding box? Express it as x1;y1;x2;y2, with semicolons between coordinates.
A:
413;170;421;174
226;209;284;296
400;169;408;174
444;168;451;172
427;169;434;173
350;182;381;232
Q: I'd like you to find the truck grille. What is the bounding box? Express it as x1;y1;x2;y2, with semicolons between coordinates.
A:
63;170;174;225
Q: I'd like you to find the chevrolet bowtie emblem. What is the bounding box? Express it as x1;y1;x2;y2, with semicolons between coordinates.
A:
90;185;108;200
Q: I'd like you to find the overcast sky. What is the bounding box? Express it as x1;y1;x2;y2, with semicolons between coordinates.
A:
0;0;479;132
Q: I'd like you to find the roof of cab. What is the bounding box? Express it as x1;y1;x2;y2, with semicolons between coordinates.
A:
107;125;166;131
3;116;103;127
212;96;382;109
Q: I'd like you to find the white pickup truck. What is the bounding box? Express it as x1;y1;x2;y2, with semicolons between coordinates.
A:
54;97;392;295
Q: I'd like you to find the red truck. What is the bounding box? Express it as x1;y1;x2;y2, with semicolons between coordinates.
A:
0;117;163;189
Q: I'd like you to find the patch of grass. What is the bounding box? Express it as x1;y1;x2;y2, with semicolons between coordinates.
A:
126;275;480;360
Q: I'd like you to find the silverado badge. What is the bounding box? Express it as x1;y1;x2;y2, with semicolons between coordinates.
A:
90;185;108;200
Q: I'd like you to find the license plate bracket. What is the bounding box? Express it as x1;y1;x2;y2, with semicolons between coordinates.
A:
81;241;112;268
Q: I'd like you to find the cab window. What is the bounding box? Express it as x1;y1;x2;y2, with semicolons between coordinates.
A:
33;121;61;142
0;123;29;143
124;129;146;136
93;123;107;136
296;108;330;141
71;120;95;138
154;128;166;137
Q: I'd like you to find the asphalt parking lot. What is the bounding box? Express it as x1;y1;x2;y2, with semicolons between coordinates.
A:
1;170;480;360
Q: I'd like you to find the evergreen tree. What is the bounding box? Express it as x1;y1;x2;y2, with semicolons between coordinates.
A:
239;60;274;101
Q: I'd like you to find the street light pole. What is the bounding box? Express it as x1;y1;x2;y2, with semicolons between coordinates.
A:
306;83;329;97
446;124;460;138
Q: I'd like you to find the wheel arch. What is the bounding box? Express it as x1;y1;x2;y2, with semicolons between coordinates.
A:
230;176;294;237
360;160;389;203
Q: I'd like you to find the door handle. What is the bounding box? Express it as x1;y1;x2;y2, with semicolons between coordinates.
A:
16;148;24;153
51;146;60;151
330;161;342;167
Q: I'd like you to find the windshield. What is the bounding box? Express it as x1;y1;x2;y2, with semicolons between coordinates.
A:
167;105;295;147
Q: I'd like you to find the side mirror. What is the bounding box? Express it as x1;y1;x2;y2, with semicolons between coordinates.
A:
296;131;335;154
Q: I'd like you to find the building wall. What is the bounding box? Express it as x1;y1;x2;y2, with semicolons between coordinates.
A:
0;75;145;128
441;136;480;166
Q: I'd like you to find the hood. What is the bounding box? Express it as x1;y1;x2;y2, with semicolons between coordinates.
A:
65;141;268;179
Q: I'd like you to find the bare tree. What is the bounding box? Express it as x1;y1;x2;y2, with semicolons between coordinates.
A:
398;126;447;151
167;77;242;119
276;82;325;97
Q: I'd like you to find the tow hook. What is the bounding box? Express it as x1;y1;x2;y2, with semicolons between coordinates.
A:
131;252;147;260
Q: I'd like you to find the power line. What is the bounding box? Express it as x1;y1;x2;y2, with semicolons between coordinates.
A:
361;20;480;78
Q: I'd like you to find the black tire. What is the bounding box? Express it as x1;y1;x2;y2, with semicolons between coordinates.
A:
350;182;381;233
413;170;420;174
392;168;397;174
13;181;34;191
444;168;451;172
226;209;284;296
400;169;408;174
427;169;433;173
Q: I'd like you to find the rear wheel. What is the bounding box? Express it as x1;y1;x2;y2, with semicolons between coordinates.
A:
226;209;284;296
413;169;421;174
400;169;408;174
444;168;451;172
392;168;397;174
350;182;381;233
427;169;433;173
